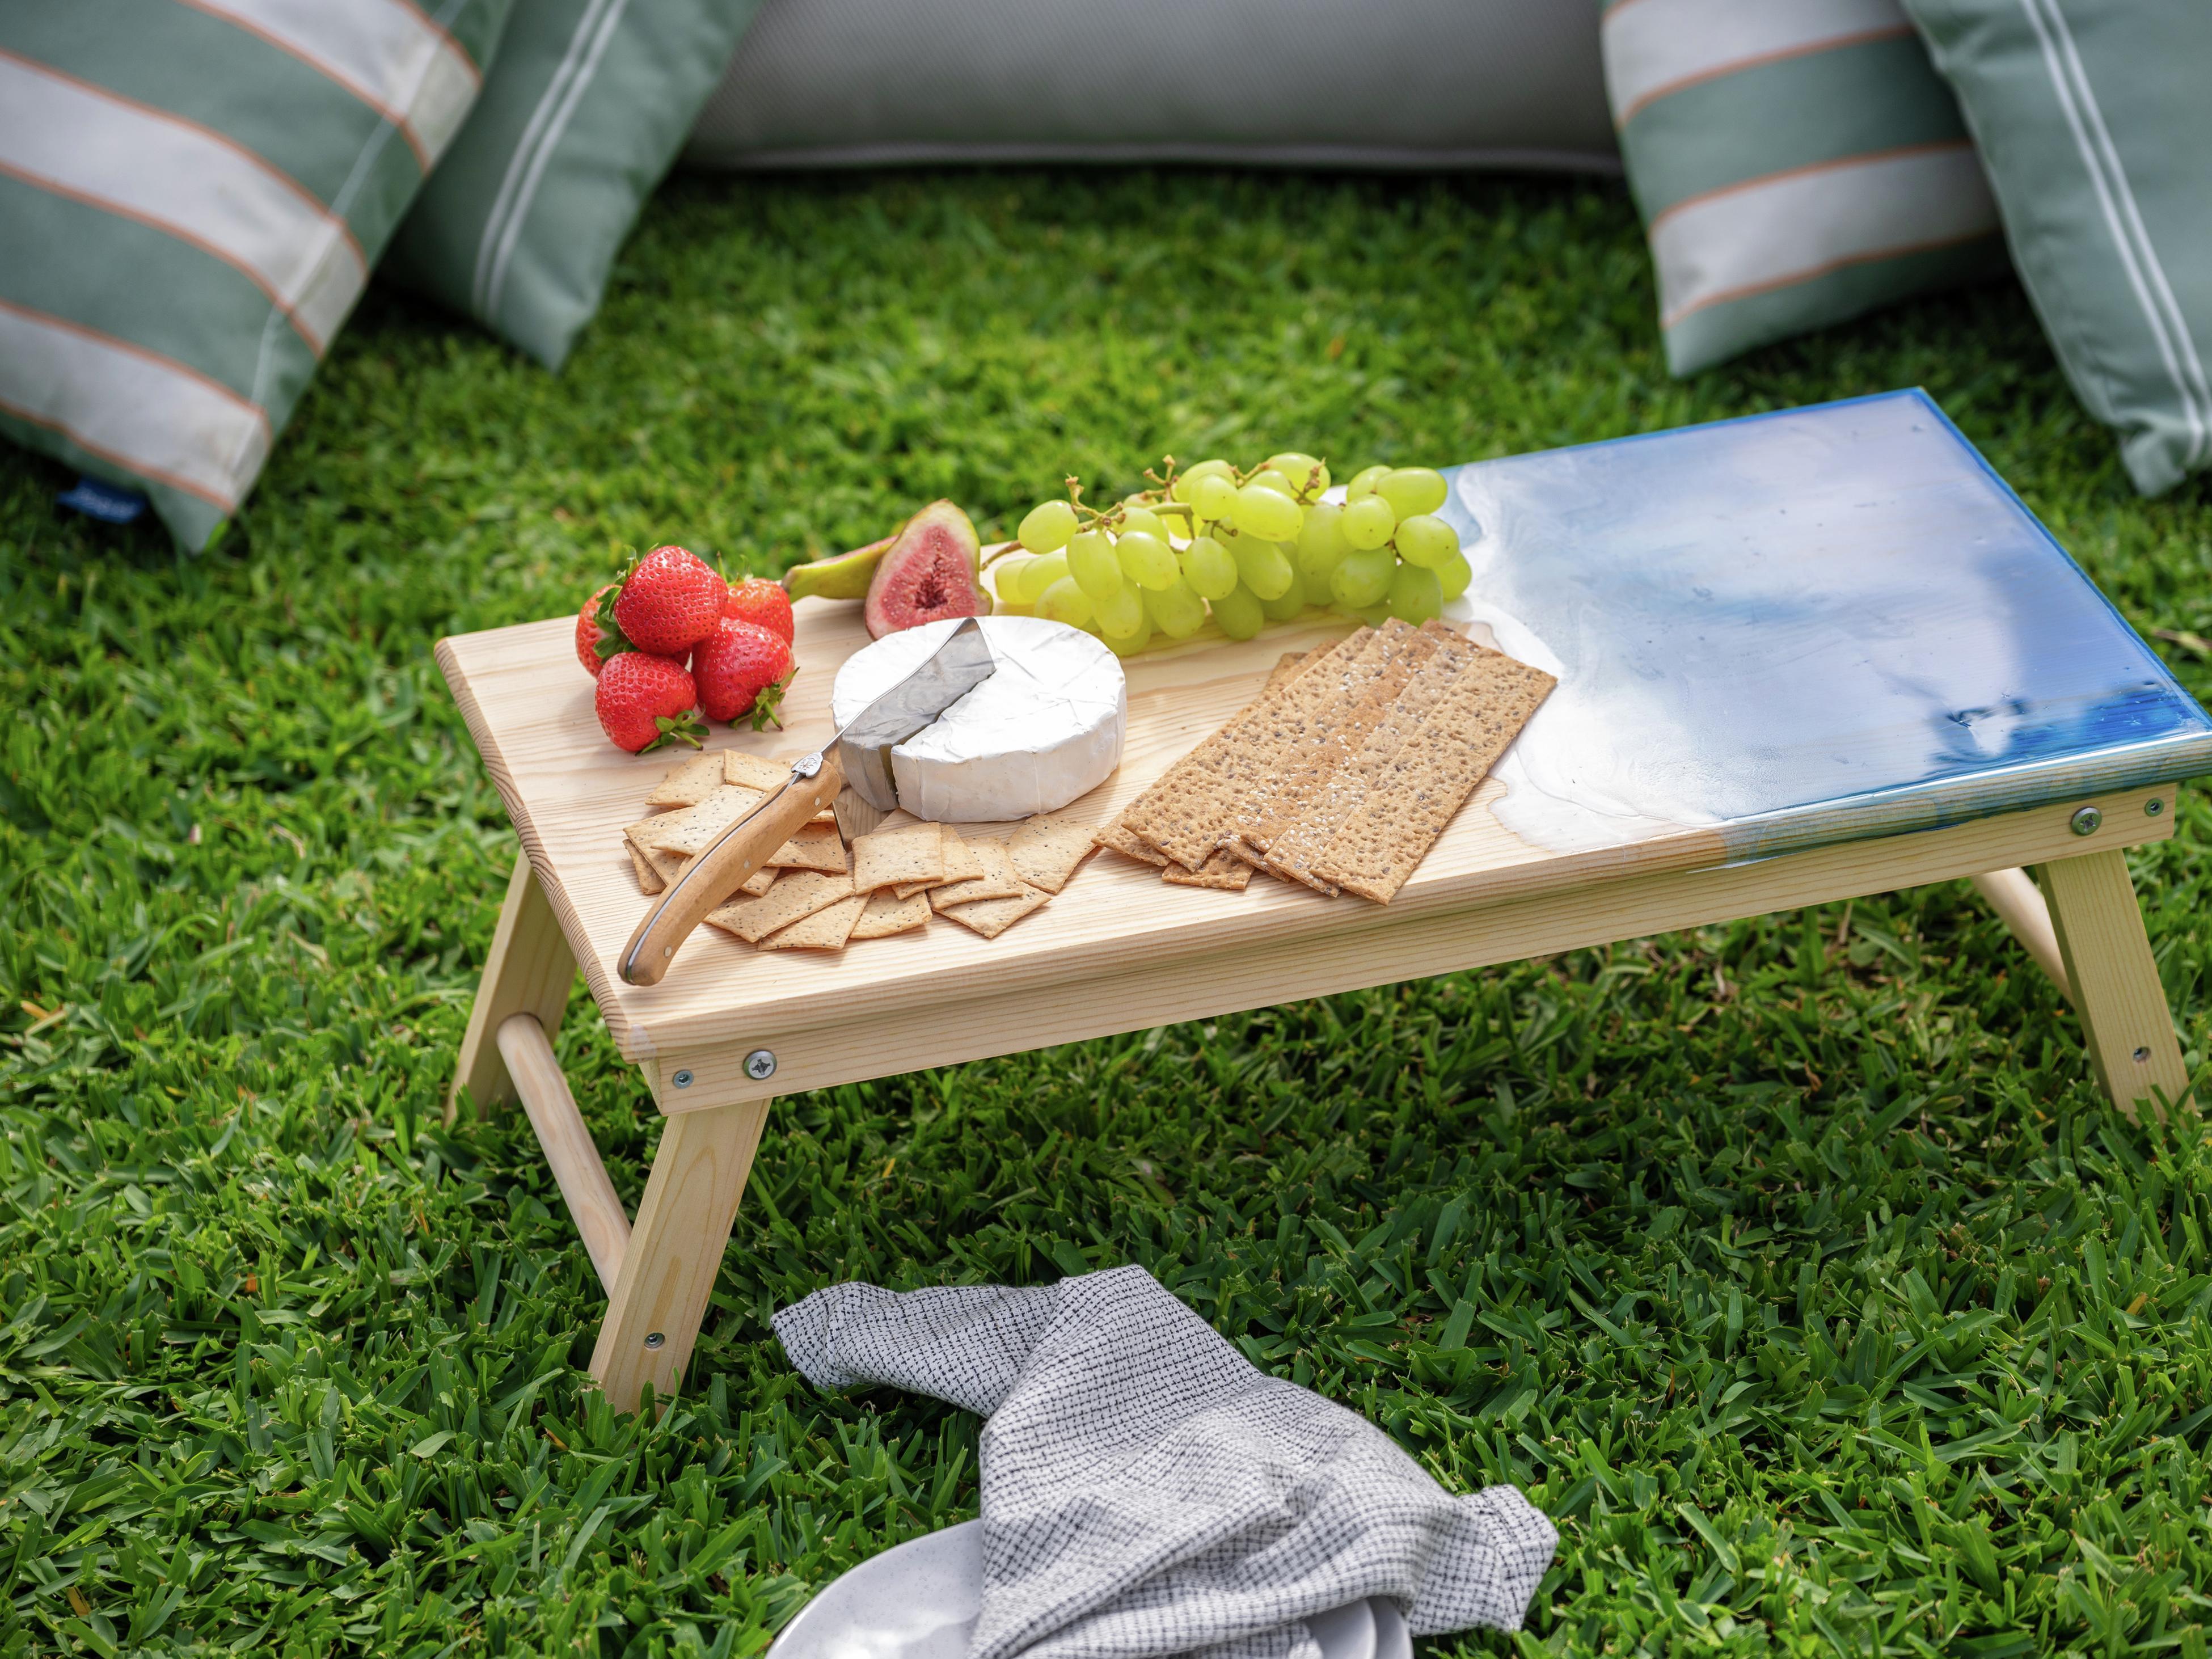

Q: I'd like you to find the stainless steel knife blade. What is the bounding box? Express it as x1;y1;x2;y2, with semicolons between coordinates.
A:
834;615;997;813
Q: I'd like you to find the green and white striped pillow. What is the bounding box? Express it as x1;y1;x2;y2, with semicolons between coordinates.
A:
1904;0;2212;497
387;0;763;371
0;0;514;550
1602;0;2010;375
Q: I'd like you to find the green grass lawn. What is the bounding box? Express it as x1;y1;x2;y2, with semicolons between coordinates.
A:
5;166;2212;1658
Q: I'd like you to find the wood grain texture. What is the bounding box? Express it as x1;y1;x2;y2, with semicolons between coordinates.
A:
447;855;577;1120
496;1015;630;1293
588;1097;768;1413
436;605;1724;1067
2040;850;2191;1119
643;786;2178;1112
1970;867;2071;1001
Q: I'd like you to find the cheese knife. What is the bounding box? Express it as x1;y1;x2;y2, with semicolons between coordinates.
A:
618;617;996;985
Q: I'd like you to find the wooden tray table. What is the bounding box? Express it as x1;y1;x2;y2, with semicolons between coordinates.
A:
437;392;2209;1413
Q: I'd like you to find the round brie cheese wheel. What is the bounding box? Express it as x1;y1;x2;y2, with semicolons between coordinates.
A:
831;617;1126;822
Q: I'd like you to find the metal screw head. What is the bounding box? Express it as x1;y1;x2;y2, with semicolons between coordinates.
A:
744;1048;778;1080
2133;1046;2152;1064
2147;797;2165;817
672;1069;694;1089
644;1332;665;1350
2070;805;2103;837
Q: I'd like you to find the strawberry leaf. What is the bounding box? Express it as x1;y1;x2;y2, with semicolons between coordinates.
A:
746;674;791;732
643;710;706;752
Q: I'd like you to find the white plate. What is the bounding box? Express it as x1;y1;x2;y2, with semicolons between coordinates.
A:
768;1521;1411;1659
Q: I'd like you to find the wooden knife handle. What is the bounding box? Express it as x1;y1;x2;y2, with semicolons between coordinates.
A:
618;748;846;986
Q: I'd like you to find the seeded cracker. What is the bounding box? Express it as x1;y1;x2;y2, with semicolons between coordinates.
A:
1118;627;1384;868
897;827;983;898
723;752;792;791
1222;622;1436;865
636;786;769;856
940;883;1051;939
1268;626;1483;892
705;870;855;943
624;822;691;888
851;820;945;893
1008;816;1096;893
1162;851;1253;890
758;893;867;951
766;820;850;873
929;840;1025;910
738;866;778;897
1263;651;1314;695
646;751;729;808
626;840;665;894
1311;649;1557;904
850;889;931;939
1094;820;1169;867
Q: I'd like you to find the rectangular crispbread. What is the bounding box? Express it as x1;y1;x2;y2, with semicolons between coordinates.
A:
1118;625;1392;868
757;893;867;951
704;870;855;943
766;820;850;873
938;882;1051;938
1008;816;1096;893
851;820;945;893
646;751;730;808
1266;626;1485;892
1162;850;1253;890
849;888;932;939
928;840;1025;910
1094;820;1170;867
1263;651;1314;695
1309;648;1557;904
1221;622;1439;864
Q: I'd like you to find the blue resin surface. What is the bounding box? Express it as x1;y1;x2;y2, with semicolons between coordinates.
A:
1440;391;2212;858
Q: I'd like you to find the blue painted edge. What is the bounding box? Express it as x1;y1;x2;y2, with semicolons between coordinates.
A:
56;475;149;525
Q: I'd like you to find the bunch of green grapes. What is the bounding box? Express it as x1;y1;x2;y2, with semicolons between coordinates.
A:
988;454;1469;656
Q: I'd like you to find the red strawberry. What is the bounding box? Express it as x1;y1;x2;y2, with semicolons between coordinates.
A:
611;546;724;656
692;618;793;729
595;652;705;753
723;575;795;643
575;583;617;676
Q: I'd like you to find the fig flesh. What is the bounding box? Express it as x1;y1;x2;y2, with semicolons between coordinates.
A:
862;500;989;639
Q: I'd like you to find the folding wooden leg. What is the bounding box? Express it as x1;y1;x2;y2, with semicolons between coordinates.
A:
450;854;576;1121
1969;867;2072;1001
590;1096;770;1413
2038;850;2189;1119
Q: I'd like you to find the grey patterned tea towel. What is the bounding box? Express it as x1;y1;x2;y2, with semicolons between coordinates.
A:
773;1265;1557;1659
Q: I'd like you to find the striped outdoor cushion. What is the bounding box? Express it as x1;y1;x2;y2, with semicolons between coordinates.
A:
0;0;514;550
1602;0;2010;375
1905;0;2212;497
386;0;763;371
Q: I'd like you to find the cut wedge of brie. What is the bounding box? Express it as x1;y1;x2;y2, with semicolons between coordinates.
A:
831;617;1126;821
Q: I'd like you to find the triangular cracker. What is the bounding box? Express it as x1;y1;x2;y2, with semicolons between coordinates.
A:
851;820;945;892
939;883;1051;939
624;822;691;887
849;889;931;939
704;870;855;943
896;827;985;898
1009;816;1096;894
928;840;1024;910
757;893;867;951
626;839;666;894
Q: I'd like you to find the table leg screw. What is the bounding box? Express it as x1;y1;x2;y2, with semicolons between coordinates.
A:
2071;805;2102;836
2147;798;2165;817
745;1049;778;1080
672;1069;694;1088
2134;1046;2152;1063
645;1332;665;1350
